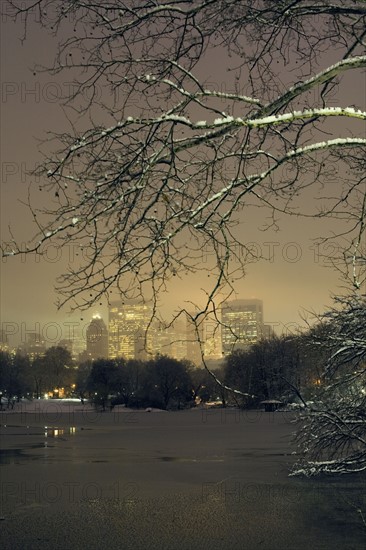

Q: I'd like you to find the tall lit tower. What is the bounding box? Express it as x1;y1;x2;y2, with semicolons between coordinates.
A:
108;301;153;360
86;315;108;360
221;299;263;355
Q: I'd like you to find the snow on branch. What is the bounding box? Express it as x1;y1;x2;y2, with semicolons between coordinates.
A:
247;107;366;127
286;138;366;158
261;55;366;116
119;107;366;132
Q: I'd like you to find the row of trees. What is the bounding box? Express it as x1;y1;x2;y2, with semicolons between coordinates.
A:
82;355;215;411
224;333;320;408
0;348;222;410
0;313;350;412
0;330;327;410
0;346;74;404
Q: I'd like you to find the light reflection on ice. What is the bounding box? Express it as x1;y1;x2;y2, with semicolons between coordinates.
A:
44;426;77;437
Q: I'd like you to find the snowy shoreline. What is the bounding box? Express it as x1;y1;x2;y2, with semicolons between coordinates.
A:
0;398;169;415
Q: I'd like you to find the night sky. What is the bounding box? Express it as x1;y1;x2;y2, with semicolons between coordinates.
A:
1;8;365;346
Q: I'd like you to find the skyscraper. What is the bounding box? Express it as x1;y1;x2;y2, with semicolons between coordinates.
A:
20;332;46;359
86;315;108;360
221;299;263;355
108;301;153;360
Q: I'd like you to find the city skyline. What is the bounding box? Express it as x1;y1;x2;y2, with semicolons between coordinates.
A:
1;235;340;346
1;297;276;367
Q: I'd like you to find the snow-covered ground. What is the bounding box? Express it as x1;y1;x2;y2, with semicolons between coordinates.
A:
0;398;167;415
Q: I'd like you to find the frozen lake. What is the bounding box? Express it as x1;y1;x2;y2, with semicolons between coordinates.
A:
1;404;365;549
